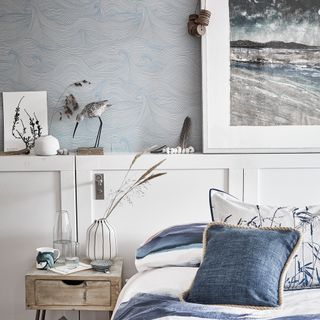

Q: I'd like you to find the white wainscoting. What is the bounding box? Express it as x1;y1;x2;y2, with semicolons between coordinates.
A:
76;154;245;281
0;156;77;320
2;153;320;320
76;154;244;320
76;153;320;279
242;154;320;205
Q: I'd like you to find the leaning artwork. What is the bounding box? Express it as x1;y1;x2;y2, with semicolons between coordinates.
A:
2;91;48;151
229;0;320;126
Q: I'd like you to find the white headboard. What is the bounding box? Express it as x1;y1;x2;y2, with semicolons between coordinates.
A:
76;153;320;279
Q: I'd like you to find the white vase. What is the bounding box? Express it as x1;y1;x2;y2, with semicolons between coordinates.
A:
86;218;118;261
34;135;60;156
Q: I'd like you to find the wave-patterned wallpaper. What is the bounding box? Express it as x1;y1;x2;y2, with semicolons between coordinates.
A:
0;0;201;152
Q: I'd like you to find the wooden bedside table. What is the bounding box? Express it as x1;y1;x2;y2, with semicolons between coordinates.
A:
25;258;123;320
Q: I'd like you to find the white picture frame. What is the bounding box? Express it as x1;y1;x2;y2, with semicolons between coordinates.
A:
3;91;48;151
202;0;320;154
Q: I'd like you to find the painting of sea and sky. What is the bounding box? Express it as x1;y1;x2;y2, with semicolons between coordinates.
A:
229;0;320;126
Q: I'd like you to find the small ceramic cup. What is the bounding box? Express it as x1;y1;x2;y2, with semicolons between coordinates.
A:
36;247;60;270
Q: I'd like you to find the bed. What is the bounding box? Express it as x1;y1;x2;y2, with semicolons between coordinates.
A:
112;186;320;320
112;266;320;320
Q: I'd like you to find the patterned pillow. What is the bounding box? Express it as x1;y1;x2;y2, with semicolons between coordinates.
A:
210;189;320;290
182;223;301;308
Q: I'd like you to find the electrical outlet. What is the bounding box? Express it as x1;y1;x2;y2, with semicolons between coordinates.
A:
95;173;104;200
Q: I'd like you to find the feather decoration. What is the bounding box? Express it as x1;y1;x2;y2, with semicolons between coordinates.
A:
179;116;192;149
62;94;79;118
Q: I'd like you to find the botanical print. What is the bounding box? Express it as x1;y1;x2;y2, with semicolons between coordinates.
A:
229;0;320;126
223;205;320;290
3;91;48;151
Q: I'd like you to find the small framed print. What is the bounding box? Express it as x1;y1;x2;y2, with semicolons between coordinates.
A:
3;91;48;151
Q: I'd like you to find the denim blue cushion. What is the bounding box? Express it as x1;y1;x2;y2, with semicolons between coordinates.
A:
210;189;320;290
183;223;301;308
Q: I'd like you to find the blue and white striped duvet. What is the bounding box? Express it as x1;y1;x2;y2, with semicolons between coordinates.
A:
135;223;206;272
114;293;320;320
114;223;320;319
112;267;320;320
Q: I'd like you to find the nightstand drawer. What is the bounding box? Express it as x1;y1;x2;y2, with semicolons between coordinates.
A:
35;280;111;307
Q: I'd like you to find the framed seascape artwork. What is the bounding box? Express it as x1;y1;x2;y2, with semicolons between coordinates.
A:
202;0;320;153
3;91;48;151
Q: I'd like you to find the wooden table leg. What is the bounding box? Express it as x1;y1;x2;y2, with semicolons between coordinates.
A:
40;310;46;320
35;310;40;320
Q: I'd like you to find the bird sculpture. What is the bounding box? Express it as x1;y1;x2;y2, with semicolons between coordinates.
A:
73;100;111;148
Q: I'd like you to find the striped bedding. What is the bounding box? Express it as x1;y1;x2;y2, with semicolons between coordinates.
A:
112;267;320;320
135;223;206;272
113;223;320;319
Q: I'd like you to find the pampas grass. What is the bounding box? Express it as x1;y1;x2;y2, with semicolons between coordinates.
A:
104;151;166;218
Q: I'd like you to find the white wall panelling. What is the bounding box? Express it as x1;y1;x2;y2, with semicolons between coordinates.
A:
257;168;320;205
0;156;77;320
76;154;247;282
228;169;244;200
2;153;320;319
76;153;320;280
242;153;320;205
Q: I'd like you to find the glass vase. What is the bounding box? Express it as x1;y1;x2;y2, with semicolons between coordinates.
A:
53;210;72;263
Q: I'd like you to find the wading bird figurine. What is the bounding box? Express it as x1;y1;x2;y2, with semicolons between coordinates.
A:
73;100;111;148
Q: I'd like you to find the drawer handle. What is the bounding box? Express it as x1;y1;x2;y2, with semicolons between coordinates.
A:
62;280;85;286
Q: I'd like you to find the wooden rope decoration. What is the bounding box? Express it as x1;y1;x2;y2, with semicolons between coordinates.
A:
188;0;212;37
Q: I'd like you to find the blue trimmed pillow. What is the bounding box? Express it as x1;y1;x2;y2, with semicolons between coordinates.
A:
210;189;320;290
182;223;301;308
135;223;206;271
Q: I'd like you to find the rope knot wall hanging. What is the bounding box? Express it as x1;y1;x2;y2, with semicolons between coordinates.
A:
188;0;212;37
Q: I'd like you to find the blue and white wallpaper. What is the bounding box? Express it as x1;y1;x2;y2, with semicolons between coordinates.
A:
0;0;201;152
